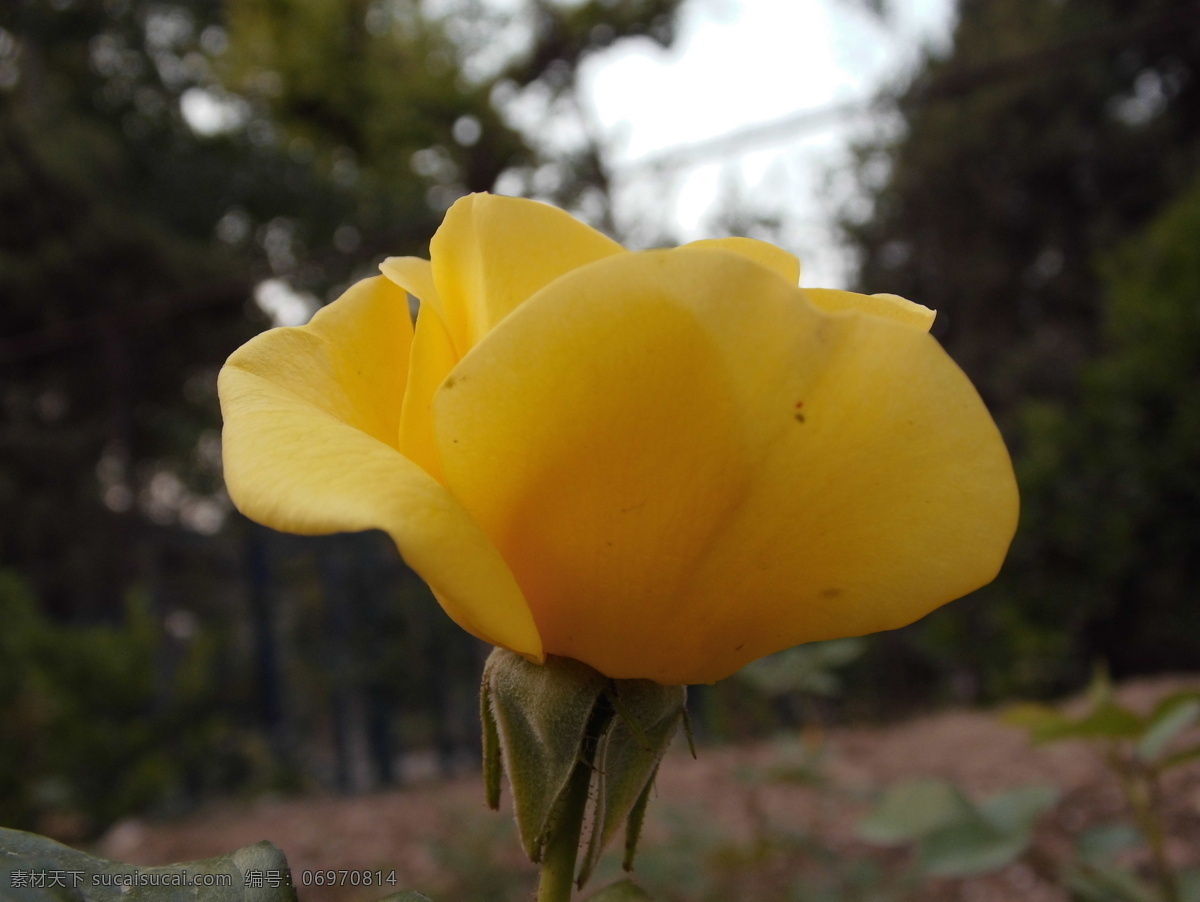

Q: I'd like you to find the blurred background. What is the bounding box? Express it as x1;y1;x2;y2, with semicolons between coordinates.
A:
2;0;1199;889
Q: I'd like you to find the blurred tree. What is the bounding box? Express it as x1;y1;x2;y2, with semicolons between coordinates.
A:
0;0;684;616
840;0;1200;697
219;0;680;231
846;0;1200;411
0;569;278;836
1011;173;1200;681
0;0;346;619
0;0;684;824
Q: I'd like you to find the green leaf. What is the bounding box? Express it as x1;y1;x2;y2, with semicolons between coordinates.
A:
1178;867;1200;902
1159;744;1200;771
980;785;1059;833
1064;862;1158;902
858;778;976;845
811;637;868;668
1076;823;1142;865
859;780;1056;878
583;879;655;901
1013;666;1145;744
917;819;1028;877
1006;671;1150;745
915;785;1056;877
1146;690;1200;723
0;827;297;901
1138;696;1200;761
736;639;865;698
1002;702;1067;731
1031;703;1144;743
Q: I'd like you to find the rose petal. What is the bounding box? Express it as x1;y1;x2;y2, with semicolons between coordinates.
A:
803;287;936;331
433;249;1016;684
380;255;444;320
219;275;543;660
686;236;801;285
429;193;625;355
398;304;458;483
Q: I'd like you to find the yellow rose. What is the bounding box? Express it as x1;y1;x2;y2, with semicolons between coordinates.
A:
219;193;1018;685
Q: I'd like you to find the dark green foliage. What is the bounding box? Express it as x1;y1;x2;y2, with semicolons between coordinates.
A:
1016;175;1200;677
842;0;1200;698
0;0;684;831
0;0;685;618
2;0;319;618
0;572;281;836
847;0;1200;409
985;172;1200;696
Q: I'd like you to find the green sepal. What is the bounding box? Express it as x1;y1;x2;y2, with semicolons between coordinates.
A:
680;707;697;760
483;649;608;863
481;657;503;810
622;765;657;873
0;827;296;901
577;682;685;886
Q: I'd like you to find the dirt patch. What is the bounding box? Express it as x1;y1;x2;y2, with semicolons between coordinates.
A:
96;675;1200;901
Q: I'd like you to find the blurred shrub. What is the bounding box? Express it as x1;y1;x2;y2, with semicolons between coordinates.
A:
1008;668;1200;902
739;639;867;701
860;779;1058;878
839;0;1200;703
0;570;284;836
999;170;1200;693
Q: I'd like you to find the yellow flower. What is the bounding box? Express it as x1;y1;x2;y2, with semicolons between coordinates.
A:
219;193;1018;685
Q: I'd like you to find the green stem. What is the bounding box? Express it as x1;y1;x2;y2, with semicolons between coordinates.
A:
536;690;615;902
1141;771;1178;902
536;758;593;902
1107;747;1179;902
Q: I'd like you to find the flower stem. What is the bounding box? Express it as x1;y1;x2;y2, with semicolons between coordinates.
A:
536;758;592;902
536;691;614;902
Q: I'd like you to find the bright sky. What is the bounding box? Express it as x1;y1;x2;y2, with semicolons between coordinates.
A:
242;0;957;325
580;0;956;287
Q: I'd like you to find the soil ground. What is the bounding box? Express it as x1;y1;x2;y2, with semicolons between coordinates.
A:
96;676;1200;902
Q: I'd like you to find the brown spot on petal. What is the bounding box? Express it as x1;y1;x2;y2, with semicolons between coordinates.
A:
820;588;843;599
